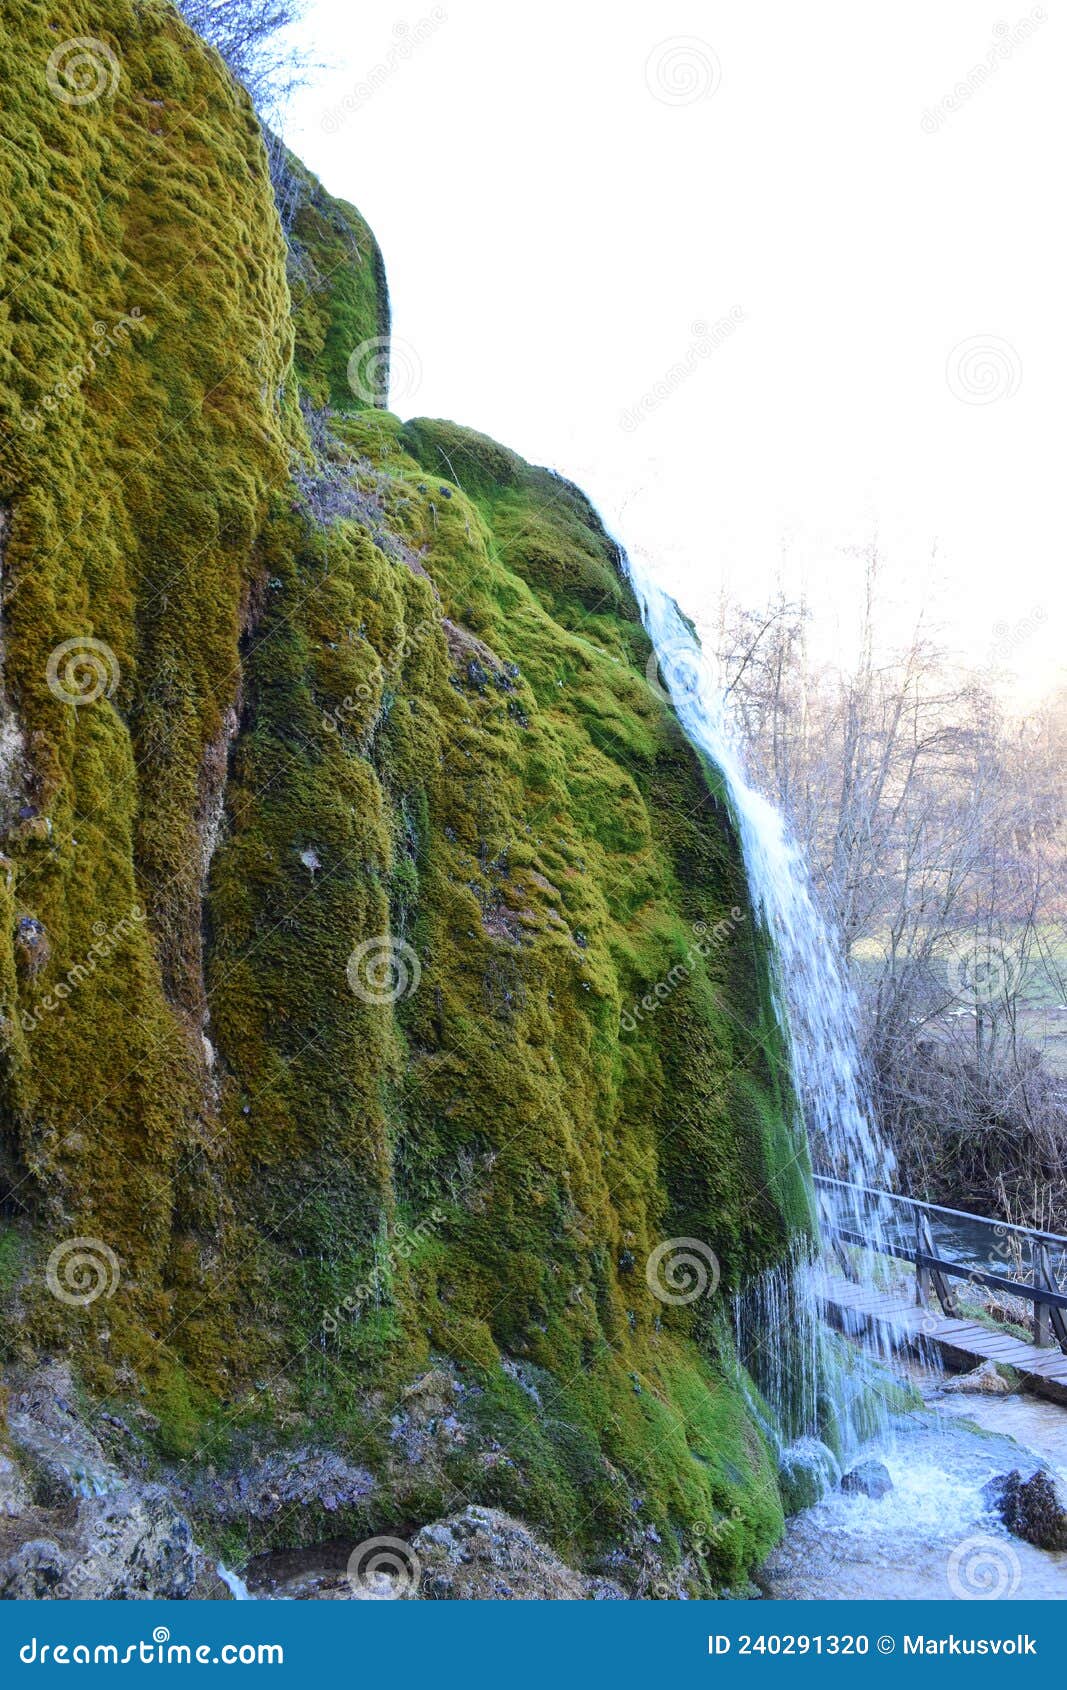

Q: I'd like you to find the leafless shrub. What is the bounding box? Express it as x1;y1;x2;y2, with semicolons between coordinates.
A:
714;543;1067;1231
176;0;311;115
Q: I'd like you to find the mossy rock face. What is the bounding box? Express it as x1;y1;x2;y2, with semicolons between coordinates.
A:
0;0;809;1585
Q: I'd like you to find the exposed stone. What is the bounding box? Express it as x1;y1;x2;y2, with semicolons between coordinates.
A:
942;1360;1013;1396
412;1505;626;1600
982;1468;1067;1551
841;1460;893;1501
184;1448;374;1536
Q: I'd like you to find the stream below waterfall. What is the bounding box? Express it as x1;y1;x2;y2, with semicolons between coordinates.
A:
763;1361;1067;1601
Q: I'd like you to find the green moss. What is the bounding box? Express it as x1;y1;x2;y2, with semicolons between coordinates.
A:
0;0;810;1586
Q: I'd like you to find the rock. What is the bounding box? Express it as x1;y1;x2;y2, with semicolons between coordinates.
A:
942;1360;1013;1395
0;1451;31;1517
841;1460;893;1500
0;1484;215;1600
0;1365;228;1601
7;1362;118;1501
412;1505;626;1600
778;1439;840;1514
982;1468;1067;1551
185;1448;374;1535
388;1364;469;1468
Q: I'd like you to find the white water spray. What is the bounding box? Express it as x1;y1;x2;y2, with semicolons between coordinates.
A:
624;552;897;1466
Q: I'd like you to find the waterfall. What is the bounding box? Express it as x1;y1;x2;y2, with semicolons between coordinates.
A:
623;552;898;1480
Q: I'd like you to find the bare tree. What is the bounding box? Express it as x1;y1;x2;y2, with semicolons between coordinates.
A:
176;0;310;116
714;546;1067;1227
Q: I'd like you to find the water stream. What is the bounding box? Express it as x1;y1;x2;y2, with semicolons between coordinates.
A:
625;557;896;1464
625;560;1067;1598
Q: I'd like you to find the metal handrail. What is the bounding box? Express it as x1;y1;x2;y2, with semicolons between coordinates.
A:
813;1172;1067;1249
815;1172;1067;1352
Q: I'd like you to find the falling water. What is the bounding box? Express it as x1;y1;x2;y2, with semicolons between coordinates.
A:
624;554;898;1478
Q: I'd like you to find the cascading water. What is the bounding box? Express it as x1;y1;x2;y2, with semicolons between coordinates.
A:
623;552;899;1486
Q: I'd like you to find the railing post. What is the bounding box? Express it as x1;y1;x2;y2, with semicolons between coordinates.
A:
1035;1243;1067;1354
915;1209;929;1307
1034;1244;1051;1348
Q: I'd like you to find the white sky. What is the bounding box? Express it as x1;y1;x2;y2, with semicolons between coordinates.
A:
280;1;1065;705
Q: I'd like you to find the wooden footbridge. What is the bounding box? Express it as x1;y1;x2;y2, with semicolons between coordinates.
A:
815;1175;1067;1406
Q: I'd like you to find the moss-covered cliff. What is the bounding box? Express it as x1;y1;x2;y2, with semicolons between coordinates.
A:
0;0;810;1592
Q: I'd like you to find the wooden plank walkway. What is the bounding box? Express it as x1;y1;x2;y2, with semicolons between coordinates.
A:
821;1274;1067;1407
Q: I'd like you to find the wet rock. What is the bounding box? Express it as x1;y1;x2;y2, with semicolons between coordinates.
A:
0;1451;31;1517
778;1438;840;1513
841;1460;893;1501
185;1448;374;1538
7;1362;118;1501
942;1360;1013;1395
412;1505;625;1600
982;1468;1067;1551
0;1482;221;1600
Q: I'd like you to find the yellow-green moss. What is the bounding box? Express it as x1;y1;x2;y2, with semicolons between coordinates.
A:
0;0;809;1584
